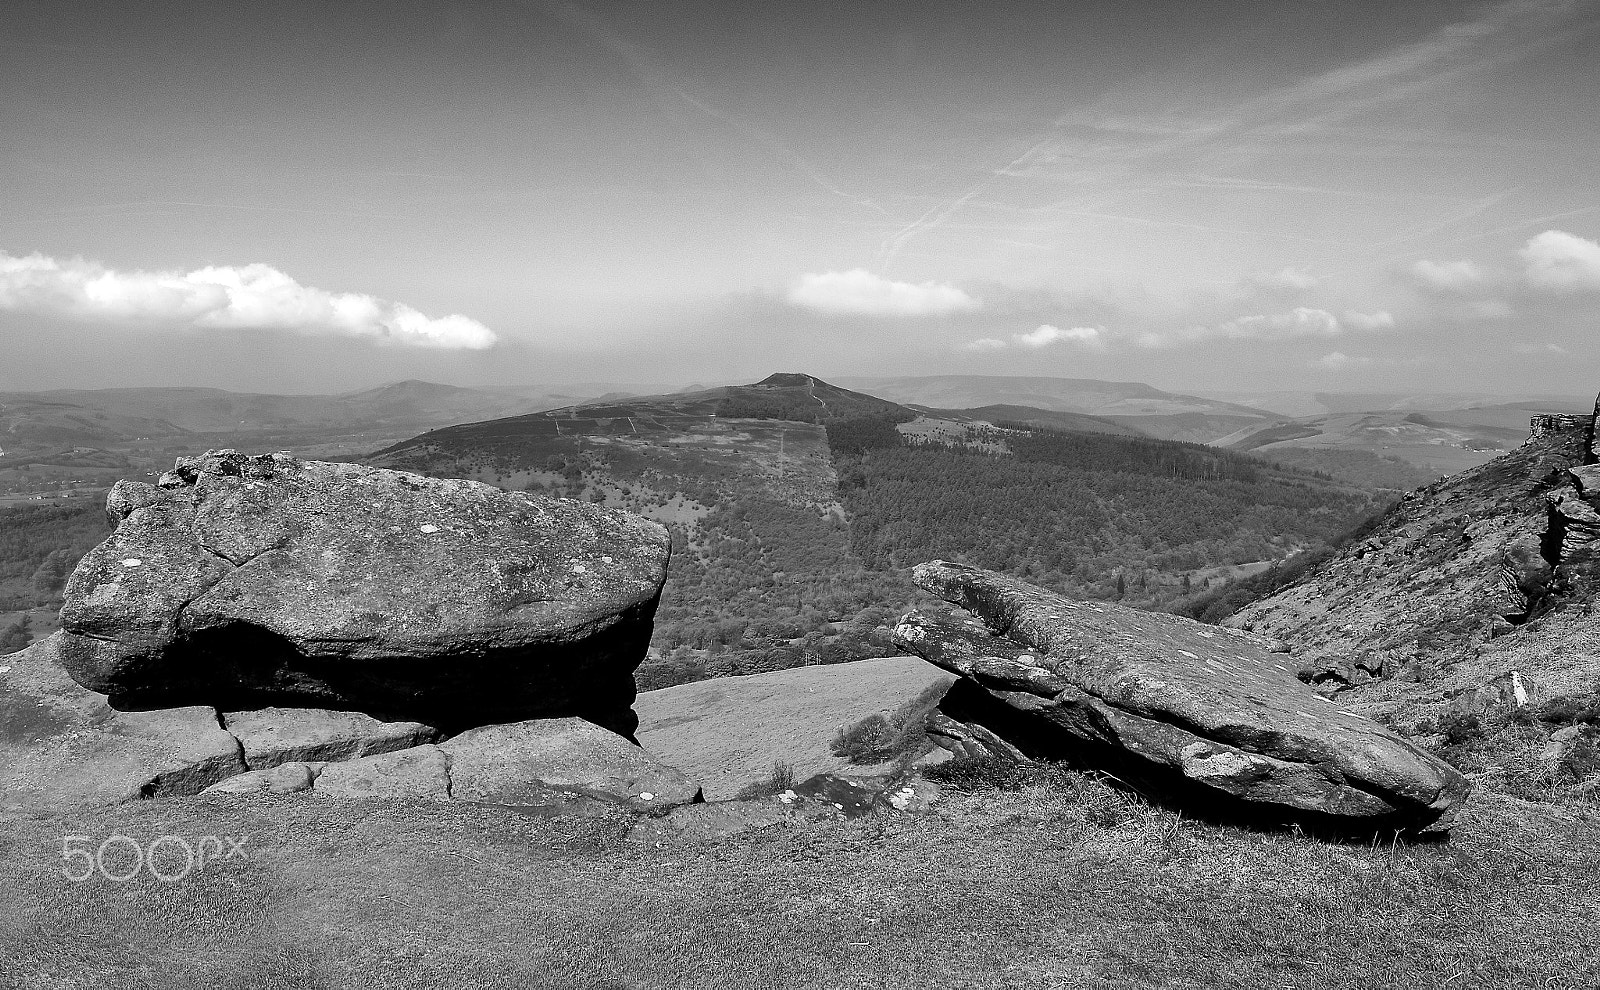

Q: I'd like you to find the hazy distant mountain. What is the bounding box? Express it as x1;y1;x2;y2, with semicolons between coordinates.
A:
1192;389;1592;419
833;375;1282;443
1211;407;1557;476
0;380;651;442
834;375;1277;419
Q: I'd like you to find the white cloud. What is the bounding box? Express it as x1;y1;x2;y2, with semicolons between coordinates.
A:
961;324;1107;352
1146;306;1395;347
1342;310;1395;331
1411;258;1487;293
786;269;981;316
1013;324;1106;349
1249;267;1320;291
962;337;1008;352
0;251;496;348
1520;230;1600;292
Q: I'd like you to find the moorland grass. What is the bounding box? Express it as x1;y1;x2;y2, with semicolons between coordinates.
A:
1;771;1596;990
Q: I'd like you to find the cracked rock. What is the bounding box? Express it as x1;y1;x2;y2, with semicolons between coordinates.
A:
57;449;671;736
0;634;245;810
893;561;1471;832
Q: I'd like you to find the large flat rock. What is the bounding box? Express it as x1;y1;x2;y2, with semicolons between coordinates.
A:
57;449;671;735
634;655;952;800
893;561;1470;831
0;635;244;811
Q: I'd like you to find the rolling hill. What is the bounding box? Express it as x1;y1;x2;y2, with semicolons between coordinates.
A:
1212;403;1585;478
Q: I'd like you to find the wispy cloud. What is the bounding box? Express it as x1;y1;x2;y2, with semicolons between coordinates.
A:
962;337;1008;352
1411;258;1490;293
1248;267;1320;291
0;251;496;348
543;1;889;216
786;269;981;317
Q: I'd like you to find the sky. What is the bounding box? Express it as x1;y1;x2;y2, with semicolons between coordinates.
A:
3;0;1598;395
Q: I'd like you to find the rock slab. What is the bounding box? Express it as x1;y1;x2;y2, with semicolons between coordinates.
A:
442;717;703;813
0;635;245;810
58;449;671;734
202;717;704;815
893;561;1471;831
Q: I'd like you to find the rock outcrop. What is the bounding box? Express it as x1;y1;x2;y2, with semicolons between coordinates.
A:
57;449;671;736
894;561;1470;831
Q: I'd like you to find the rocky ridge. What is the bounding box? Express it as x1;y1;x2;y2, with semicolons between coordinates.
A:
1228;397;1600;698
1225;398;1600;797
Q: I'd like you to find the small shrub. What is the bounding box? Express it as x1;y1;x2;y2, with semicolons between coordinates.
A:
1439;710;1486;746
1558;737;1600;783
1538;693;1600;727
830;714;897;763
829;677;955;766
735;762;799;800
923;755;1041;792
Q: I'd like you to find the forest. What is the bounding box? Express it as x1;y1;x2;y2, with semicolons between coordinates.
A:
0;499;108;614
830;415;1383;604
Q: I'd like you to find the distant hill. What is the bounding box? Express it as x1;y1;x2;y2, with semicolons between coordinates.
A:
1211;406;1573;477
836;375;1280;443
1194;389;1593;419
909;405;1141;437
835;374;1276;419
3;380;554;434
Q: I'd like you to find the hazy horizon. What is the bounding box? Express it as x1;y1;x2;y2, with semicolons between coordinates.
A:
5;0;1598;395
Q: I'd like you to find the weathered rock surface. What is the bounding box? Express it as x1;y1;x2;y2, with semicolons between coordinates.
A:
0;635;245;810
203;761;326;795
894;562;1471;831
200;717;703;815
57;449;671;735
222;707;438;770
442;717;702;813
314;746;454;800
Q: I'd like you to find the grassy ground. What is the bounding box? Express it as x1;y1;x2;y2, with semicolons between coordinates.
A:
1;775;1595;989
